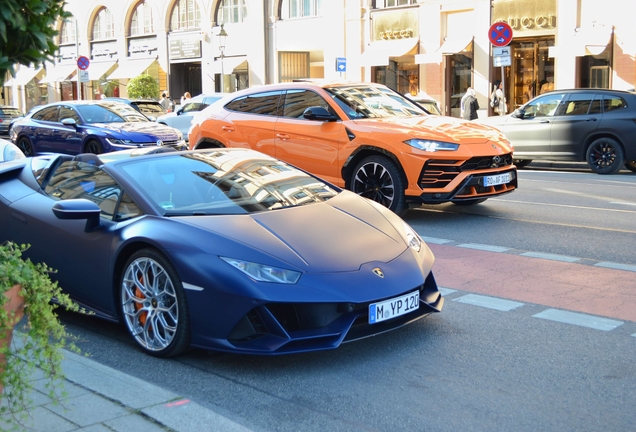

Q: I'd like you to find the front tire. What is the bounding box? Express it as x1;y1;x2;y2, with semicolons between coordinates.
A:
586;137;624;174
121;248;190;357
17;136;34;157
85;140;103;154
350;155;407;216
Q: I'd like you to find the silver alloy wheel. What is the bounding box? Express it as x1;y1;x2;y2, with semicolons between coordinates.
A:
122;257;179;352
352;161;396;209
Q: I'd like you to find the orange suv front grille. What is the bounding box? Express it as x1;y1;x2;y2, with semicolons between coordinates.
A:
419;153;514;189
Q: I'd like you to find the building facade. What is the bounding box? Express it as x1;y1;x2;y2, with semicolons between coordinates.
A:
3;0;635;118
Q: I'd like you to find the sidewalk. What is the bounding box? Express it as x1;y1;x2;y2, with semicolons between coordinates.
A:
1;336;253;432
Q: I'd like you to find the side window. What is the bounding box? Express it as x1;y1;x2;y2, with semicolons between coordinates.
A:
523;93;566;118
32;106;59;122
59;106;81;123
562;93;595;116
603;96;626;112
182;102;204;113
224;91;283;115
44;161;141;221
589;94;603;114
282;90;330;118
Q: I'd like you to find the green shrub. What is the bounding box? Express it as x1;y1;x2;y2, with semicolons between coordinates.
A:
126;74;160;99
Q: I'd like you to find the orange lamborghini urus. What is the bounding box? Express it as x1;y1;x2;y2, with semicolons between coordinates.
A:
189;81;517;215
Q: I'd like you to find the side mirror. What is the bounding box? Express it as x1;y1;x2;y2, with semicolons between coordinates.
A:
303;106;338;122
512;108;525;119
61;118;77;127
146;115;157;122
52;199;102;232
176;107;183;115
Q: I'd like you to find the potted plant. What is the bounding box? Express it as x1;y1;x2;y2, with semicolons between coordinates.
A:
0;241;80;423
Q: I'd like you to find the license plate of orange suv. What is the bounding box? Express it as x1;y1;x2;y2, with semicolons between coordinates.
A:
483;172;512;187
369;290;420;324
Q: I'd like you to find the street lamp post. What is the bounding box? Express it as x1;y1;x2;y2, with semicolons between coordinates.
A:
217;23;228;92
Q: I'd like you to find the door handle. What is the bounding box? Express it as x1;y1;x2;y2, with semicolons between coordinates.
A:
221;126;234;132
540;120;550;123
276;134;290;140
586;118;597;121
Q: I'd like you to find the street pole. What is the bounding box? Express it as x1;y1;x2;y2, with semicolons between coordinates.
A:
218;24;228;93
75;19;81;101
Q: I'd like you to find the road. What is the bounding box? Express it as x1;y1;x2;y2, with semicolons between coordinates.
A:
59;166;636;432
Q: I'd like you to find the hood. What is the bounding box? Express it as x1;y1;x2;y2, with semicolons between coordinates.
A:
94;122;181;141
352;115;507;145
177;193;408;273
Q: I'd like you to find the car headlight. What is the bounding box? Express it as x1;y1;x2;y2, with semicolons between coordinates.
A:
402;221;421;253
404;139;459;152
220;257;301;284
176;131;184;141
107;138;134;145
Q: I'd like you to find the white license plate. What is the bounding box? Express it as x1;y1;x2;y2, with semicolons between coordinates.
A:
369;291;419;324
483;172;512;187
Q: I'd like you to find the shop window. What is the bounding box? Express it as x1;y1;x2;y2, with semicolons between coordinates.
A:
280;0;322;19
374;60;419;97
93;8;114;40
130;2;154;36
279;52;310;82
170;0;201;31
577;53;610;89
217;0;248;24
372;0;416;8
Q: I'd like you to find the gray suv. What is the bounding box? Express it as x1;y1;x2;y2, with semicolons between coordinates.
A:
0;106;24;135
476;89;636;174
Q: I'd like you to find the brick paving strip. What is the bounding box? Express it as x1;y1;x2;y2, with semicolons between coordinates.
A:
428;244;636;322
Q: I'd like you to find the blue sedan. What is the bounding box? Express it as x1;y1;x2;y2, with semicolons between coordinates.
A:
10;100;186;156
0;147;443;357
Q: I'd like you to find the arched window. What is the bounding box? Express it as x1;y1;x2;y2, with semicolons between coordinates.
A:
60;17;76;44
170;0;201;31
130;2;154;36
280;0;322;19
216;0;248;24
93;8;114;40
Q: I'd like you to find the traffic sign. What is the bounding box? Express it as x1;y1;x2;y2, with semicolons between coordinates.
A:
488;22;513;47
492;47;511;57
77;56;90;71
493;56;511;67
79;70;90;83
336;57;346;73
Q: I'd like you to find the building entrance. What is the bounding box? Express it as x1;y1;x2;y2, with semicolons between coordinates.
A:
169;62;201;102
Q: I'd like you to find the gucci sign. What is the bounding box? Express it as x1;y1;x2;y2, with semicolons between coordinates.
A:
379;29;414;40
501;15;557;30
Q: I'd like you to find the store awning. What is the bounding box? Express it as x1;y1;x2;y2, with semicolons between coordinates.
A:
415;36;473;64
106;58;156;80
212;56;248;74
39;64;77;84
69;61;118;82
3;66;43;87
361;38;419;67
549;27;613;58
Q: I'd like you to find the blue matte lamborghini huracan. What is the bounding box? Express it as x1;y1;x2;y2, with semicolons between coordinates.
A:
0;146;443;357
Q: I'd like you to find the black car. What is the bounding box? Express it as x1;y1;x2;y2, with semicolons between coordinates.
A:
476;89;636;174
103;97;167;120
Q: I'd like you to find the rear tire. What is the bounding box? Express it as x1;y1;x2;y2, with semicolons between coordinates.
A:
513;159;532;168
350;155;407;216
586;137;624;174
624;160;636;172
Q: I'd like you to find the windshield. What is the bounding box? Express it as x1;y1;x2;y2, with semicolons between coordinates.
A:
1;108;22;116
76;103;149;124
325;86;428;119
119;150;339;215
133;102;165;116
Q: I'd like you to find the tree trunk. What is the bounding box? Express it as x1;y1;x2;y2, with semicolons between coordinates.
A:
0;284;25;394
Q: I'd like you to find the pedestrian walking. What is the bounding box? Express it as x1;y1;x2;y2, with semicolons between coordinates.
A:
462;88;479;120
490;80;506;116
160;92;171;111
180;92;191;106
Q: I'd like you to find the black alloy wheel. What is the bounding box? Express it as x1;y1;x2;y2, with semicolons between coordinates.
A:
120;248;191;358
17;136;34;157
85;140;103;155
624;160;636;172
350;155;407;216
586;137;624;174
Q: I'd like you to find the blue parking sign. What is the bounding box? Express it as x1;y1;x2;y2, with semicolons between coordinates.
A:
336;57;346;72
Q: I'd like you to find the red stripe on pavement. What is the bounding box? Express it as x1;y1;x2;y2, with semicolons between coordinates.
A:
429;244;636;322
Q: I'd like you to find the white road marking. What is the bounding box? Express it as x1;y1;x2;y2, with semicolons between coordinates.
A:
457;243;509;252
533;309;623;331
520;252;580;263
594;262;636;273
420;236;453;244
452;294;524;311
438;287;457;296
610;201;636;206
491;198;636;214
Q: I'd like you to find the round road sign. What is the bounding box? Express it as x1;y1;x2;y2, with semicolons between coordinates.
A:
488;22;513;47
77;56;90;71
